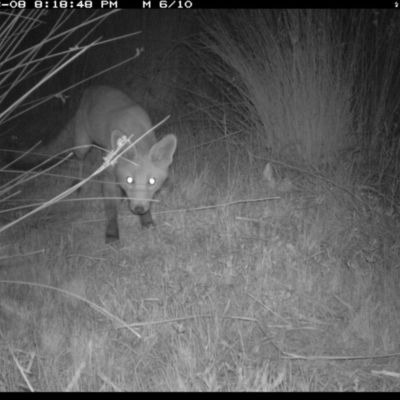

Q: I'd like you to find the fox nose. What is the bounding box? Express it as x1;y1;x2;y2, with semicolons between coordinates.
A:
133;205;145;215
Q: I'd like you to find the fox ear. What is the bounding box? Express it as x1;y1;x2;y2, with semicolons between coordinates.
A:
149;134;177;167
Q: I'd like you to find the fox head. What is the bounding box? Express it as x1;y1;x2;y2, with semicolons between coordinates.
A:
111;130;177;216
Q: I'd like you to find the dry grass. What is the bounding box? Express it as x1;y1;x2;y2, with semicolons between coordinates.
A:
1;136;400;391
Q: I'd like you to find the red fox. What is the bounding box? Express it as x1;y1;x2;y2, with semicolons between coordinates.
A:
74;86;177;243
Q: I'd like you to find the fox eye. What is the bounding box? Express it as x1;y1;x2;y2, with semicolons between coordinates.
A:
126;176;134;184
149;177;156;186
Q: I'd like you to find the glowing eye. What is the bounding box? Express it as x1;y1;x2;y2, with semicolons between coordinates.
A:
149;177;156;186
126;176;134;184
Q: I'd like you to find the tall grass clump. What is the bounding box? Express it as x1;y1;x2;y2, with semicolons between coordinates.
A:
0;9;123;125
194;10;400;175
349;10;400;198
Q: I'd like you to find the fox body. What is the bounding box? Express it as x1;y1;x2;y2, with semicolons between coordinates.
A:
74;86;177;243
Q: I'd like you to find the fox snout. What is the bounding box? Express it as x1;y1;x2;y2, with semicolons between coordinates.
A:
131;204;147;215
129;201;150;216
128;200;154;228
